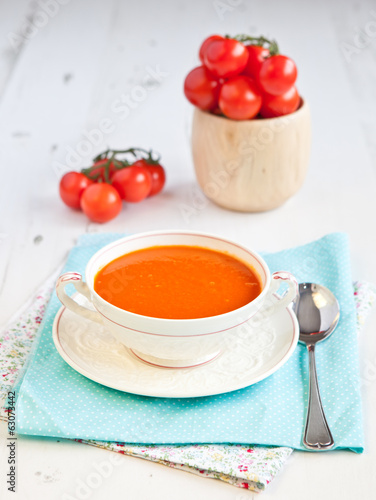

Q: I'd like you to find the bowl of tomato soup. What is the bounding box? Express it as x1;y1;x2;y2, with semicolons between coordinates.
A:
56;231;297;368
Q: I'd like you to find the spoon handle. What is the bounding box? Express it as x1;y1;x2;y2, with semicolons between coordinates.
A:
303;344;334;450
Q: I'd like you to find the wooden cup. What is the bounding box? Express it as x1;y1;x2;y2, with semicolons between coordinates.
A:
191;99;311;212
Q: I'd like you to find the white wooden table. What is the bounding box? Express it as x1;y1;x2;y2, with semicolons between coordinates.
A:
1;0;376;498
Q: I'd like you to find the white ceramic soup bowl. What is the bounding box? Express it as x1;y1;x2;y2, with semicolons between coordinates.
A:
56;231;298;368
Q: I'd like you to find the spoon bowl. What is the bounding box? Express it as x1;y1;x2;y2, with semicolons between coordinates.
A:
295;283;340;343
293;283;340;450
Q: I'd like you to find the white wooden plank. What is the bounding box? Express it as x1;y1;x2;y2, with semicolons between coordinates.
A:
0;0;34;98
329;0;376;171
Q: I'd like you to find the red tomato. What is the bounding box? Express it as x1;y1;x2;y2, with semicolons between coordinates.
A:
219;76;262;120
260;86;301;118
243;45;269;80
133;159;166;197
86;159;117;181
204;38;249;78
184;66;220;111
259;55;297;95
112;165;152;202
80;183;122;223
59;172;93;210
199;34;223;63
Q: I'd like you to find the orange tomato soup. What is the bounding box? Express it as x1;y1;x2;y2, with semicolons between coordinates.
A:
94;245;262;319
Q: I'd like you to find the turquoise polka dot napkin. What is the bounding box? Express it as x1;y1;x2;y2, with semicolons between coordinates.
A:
14;232;364;452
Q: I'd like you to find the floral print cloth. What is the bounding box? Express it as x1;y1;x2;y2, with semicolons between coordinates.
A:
1;278;375;492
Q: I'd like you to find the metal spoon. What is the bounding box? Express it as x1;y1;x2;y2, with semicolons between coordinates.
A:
293;283;340;450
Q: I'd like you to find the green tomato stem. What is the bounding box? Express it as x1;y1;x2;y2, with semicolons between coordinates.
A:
82;147;161;181
227;34;279;56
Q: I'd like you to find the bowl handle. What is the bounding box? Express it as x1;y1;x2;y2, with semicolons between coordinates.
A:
271;271;298;305
56;272;103;324
262;271;298;314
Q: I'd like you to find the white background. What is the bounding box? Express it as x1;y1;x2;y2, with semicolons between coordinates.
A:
1;0;376;498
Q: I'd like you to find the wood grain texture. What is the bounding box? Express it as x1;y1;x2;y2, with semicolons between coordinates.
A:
192;101;311;212
0;0;33;100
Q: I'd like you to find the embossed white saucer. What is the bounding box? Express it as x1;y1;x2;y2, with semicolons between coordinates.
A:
52;294;299;398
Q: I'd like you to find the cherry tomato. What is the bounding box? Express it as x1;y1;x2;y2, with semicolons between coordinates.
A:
133;159;166;197
184;66;220;111
112;165;152;202
243;45;269;80
260;86;301;118
259;55;297;95
199;34;223;63
86;159;117;182
219;76;262;120
80;183;122;223
59;172;93;210
204;38;249;78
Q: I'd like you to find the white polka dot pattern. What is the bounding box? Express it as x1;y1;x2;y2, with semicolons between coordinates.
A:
14;233;364;452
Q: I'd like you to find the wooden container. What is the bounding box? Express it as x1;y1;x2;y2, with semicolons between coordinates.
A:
191;100;311;212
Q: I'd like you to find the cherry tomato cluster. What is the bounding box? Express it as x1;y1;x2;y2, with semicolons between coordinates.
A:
184;34;300;120
59;148;166;223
